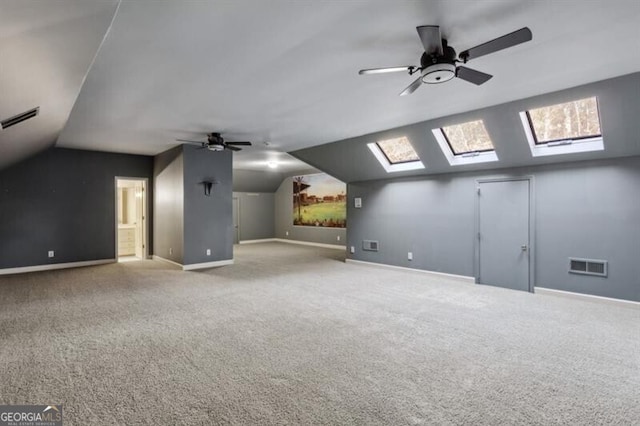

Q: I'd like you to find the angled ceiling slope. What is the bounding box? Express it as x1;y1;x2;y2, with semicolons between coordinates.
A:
290;72;640;183
0;0;119;170
54;1;640;175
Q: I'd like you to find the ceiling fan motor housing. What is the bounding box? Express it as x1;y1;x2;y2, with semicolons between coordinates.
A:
420;43;456;84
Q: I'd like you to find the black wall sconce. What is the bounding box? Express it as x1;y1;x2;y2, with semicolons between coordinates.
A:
202;180;219;196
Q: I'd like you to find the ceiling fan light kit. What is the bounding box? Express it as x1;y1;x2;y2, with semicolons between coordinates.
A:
176;132;252;152
421;63;456;84
359;25;532;95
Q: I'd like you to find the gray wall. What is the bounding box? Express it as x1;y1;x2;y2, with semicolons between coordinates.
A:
183;145;233;265
153;146;184;264
233;192;275;241
233;169;285;193
0;147;153;269
347;156;640;302
275;176;346;246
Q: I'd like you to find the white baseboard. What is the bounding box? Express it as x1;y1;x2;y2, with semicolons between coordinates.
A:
535;287;639;309
0;259;116;276
152;255;183;268
345;259;475;284
183;259;234;271
274;238;346;250
239;238;278;244
153;255;234;271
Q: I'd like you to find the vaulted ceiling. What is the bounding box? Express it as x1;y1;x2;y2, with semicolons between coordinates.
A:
1;1;640;174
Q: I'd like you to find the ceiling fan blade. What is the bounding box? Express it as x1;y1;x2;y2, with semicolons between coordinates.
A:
416;25;443;56
459;27;532;61
225;145;242;151
225;141;252;146
399;76;423;96
456;66;493;85
359;66;414;75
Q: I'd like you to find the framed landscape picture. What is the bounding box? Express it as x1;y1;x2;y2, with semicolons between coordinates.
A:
293;174;346;228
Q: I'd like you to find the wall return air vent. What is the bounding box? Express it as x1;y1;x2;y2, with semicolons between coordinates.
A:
569;258;608;277
362;240;379;252
1;107;40;130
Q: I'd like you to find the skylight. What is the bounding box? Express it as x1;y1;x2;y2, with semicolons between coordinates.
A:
431;119;498;166
526;97;601;144
519;96;604;157
367;136;424;173
375;137;420;164
441;120;495;155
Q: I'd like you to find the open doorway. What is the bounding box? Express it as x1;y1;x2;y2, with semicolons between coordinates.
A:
116;178;148;262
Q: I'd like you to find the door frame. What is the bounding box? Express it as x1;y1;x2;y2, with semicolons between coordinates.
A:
115;177;149;260
232;196;240;244
474;176;536;292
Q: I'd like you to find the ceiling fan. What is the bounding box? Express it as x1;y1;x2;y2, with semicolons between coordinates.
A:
359;25;532;96
176;132;252;151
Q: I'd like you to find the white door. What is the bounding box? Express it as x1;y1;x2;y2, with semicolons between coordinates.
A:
477;179;531;292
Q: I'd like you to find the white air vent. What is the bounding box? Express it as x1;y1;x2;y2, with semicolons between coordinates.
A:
1;107;39;129
569;258;607;277
362;240;379;252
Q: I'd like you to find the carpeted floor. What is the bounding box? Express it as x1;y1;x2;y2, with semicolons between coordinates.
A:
0;242;638;425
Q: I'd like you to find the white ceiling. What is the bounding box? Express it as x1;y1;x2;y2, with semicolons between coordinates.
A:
3;1;640;173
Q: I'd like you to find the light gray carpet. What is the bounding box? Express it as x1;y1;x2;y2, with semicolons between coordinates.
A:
0;242;638;425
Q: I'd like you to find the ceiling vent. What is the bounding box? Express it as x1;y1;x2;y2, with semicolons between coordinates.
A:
569;258;608;277
362;240;379;252
1;107;40;130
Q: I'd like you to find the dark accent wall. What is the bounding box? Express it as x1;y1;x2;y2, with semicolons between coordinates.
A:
233;192;275;241
183;145;233;265
275;176;346;246
153;146;184;264
0;147;153;269
347;156;640;302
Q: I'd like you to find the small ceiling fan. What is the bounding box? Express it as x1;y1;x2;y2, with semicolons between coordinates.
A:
359;25;532;96
176;132;252;151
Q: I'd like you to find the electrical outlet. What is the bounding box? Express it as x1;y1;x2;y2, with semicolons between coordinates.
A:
408;252;413;261
169;248;173;255
337;235;340;241
48;250;54;258
350;246;355;254
206;249;211;256
285;231;289;236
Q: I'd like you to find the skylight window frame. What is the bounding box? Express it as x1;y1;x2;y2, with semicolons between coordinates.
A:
374;137;421;165
367;137;425;173
519;96;604;157
440;125;496;156
431;119;499;166
374;141;419;165
524;97;602;145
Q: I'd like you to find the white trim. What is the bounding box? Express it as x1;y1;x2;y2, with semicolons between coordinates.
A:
518;111;604;157
431;128;499;166
152;256;235;271
535;287;639;309
274;239;346;250
345;259;474;284
115;176;149;260
239;238;278;244
152;255;183;268
0;259;115;275
183;259;234;271
366;143;425;173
